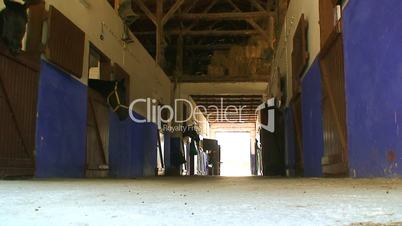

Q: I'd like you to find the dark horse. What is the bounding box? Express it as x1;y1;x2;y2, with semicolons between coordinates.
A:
0;0;38;54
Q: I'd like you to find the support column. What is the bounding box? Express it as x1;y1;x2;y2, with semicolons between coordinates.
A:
156;0;165;66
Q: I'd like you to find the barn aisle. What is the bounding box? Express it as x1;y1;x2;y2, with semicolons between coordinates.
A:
0;177;401;226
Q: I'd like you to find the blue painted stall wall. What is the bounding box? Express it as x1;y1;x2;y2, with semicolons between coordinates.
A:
301;59;324;177
109;112;157;178
35;61;87;178
343;1;402;177
141;122;158;176
284;108;296;176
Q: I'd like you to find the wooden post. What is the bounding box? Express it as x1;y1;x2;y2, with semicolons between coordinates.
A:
156;0;165;66
114;0;121;11
225;0;271;42
133;0;157;25
162;0;185;26
176;34;184;76
25;1;46;61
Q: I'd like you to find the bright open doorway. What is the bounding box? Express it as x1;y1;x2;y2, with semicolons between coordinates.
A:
215;132;252;177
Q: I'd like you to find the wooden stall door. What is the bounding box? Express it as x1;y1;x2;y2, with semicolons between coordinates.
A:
46;6;85;78
86;89;110;177
319;0;338;48
320;28;348;176
0;49;39;177
319;0;348;176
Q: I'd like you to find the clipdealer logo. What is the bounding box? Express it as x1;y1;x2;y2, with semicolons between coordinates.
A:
128;98;275;132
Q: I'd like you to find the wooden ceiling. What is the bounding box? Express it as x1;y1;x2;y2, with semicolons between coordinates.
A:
191;95;263;123
129;0;289;82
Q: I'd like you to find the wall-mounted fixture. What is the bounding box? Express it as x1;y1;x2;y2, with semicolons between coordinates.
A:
100;22;105;40
118;0;138;44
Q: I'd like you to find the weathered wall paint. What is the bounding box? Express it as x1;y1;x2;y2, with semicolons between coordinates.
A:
35;61;87;178
343;0;402;177
301;58;324;177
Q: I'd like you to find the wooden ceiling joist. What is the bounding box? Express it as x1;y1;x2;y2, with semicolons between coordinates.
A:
249;0;266;11
191;94;262;123
225;0;271;41
162;0;185;25
178;75;269;83
136;30;260;36
176;11;271;21
133;0;157;25
129;0;285;81
184;0;219;32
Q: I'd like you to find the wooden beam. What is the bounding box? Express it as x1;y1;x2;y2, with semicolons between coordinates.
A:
192;95;261;99
185;30;259;36
247;20;270;39
226;0;271;41
185;0;218;31
177;75;269;83
114;0;121;11
186;44;233;50
156;0;164;65
249;0;266;11
182;0;199;13
176;11;271;20
194;104;261;108
143;44;236;51
162;0;185;25
136;29;260;36
133;0;157;25
176;34;184;75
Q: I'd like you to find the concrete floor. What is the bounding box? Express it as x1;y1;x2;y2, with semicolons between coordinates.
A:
0;177;402;226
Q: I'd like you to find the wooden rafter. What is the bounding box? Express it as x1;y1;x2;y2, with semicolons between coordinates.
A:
162;0;185;25
225;0;271;41
142;44;233;51
177;11;271;20
156;0;164;65
182;0;199;13
250;0;266;11
185;0;218;32
191;95;263;123
176;33;184;75
186;44;232;50
133;0;157;25
136;29;260;36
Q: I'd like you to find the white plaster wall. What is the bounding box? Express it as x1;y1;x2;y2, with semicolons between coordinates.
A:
270;0;321;105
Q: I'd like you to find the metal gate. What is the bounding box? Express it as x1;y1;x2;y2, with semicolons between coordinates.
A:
0;48;39;177
86;89;110;177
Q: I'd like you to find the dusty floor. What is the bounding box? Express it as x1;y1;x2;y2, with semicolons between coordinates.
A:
0;177;402;226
